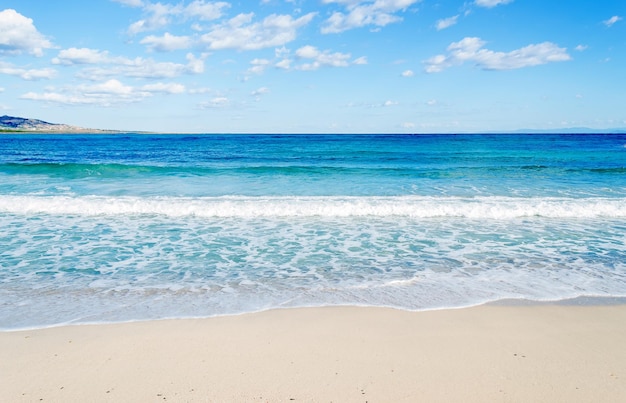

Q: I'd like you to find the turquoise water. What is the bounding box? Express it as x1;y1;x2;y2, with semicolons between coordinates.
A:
1;133;625;329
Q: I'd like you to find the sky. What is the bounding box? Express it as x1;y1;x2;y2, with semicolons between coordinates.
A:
0;0;625;133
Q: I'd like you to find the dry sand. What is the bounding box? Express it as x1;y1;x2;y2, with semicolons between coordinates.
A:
2;304;626;402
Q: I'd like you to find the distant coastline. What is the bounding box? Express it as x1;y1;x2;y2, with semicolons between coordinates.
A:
1;115;625;134
0;115;122;134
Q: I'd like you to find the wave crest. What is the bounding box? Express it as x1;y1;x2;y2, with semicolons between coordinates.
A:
1;195;625;219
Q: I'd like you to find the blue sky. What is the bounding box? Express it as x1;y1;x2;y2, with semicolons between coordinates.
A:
1;0;624;133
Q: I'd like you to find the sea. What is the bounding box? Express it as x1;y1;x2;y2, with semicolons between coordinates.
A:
1;133;625;330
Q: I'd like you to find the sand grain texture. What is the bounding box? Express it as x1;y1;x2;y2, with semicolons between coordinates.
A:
2;305;626;402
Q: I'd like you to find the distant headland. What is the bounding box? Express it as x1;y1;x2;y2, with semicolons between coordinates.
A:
0;115;119;133
2;115;624;134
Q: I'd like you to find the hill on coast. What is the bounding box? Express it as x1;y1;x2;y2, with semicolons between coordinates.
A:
2;115;625;134
0;115;115;133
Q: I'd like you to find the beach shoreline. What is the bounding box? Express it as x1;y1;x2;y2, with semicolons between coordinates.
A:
2;304;625;402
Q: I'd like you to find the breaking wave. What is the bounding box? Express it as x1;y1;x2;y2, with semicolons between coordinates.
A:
1;195;625;219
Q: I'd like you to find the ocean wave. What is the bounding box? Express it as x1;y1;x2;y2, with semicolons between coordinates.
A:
4;161;626;179
0;162;435;180
1;195;625;218
0;162;173;178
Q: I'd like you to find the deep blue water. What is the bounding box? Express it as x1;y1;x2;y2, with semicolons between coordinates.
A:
1;133;625;329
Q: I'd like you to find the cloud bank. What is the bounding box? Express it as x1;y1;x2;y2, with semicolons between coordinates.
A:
424;37;571;73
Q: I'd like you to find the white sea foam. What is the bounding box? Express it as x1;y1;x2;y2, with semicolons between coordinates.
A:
1;195;625;219
2;204;626;330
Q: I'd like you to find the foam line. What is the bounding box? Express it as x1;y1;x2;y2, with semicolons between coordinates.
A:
1;195;625;218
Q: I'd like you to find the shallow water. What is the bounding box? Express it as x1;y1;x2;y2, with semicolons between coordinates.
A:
1;133;625;329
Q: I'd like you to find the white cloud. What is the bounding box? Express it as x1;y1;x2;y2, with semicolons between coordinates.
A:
185;1;230;21
128;2;181;34
401;69;414;77
251;58;270;66
251;87;270;98
141;82;186;93
0;62;56;80
86;79;136;95
21;92;91;105
474;0;513;8
575;44;588;52
275;46;290;59
436;15;458;30
112;0;144;7
187;87;216;94
52;48;111;65
185;53;205;73
20;78;185;106
199;97;230;108
321;0;420;34
52;48;204;79
76;59;193;80
251;87;270;96
345;99;401;109
140;32;193;52
275;58;292;69
424;37;571;73
125;1;230;35
188;87;213;94
296;45;320;59
247;58;271;75
0;9;54;56
21;79;151;106
273;46;365;71
603;15;622;28
295;45;353;70
200;12;316;50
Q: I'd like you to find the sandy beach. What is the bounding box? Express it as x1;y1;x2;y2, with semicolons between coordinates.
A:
2;304;626;402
